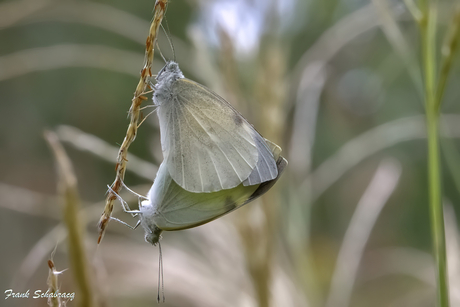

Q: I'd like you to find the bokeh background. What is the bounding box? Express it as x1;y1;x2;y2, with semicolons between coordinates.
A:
1;0;460;306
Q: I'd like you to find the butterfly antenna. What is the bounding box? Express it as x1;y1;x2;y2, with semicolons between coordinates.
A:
162;18;176;62
156;40;167;64
157;242;165;303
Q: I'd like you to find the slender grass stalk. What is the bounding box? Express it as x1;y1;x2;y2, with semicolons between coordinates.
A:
44;131;95;307
325;160;402;307
372;0;423;97
56;125;158;180
47;259;61;307
419;1;450;306
436;7;460;111
426;106;449;307
0;45;144;82
97;0;168;244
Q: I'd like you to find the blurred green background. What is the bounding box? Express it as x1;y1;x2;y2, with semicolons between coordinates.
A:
1;0;460;306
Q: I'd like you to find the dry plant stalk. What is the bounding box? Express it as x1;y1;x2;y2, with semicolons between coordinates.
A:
249;44;286;307
97;0;168;244
47;259;62;307
230;36;286;307
44;131;94;307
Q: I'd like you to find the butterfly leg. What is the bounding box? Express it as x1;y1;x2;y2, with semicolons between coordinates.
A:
140;104;157;111
137;106;158;128
141;88;154;95
119;180;148;201
106;184;141;216
110;217;141;230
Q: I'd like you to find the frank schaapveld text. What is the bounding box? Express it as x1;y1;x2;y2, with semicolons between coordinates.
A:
4;289;75;301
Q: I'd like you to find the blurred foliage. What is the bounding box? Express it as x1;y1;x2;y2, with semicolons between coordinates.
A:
1;0;460;307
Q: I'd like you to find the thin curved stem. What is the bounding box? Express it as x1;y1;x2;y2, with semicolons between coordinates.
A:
420;1;450;306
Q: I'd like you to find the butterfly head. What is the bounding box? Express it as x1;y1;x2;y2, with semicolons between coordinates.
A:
156;61;183;83
154;61;184;106
139;199;163;245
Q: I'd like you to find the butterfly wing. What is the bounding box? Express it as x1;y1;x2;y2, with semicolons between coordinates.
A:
157;78;278;193
145;140;287;231
148;163;259;231
243;135;280;186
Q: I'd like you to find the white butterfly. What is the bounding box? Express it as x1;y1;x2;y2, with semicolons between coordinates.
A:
139;138;287;244
114;61;287;245
153;61;280;193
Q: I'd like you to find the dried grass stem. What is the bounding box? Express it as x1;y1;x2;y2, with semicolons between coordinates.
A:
97;0;168;244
